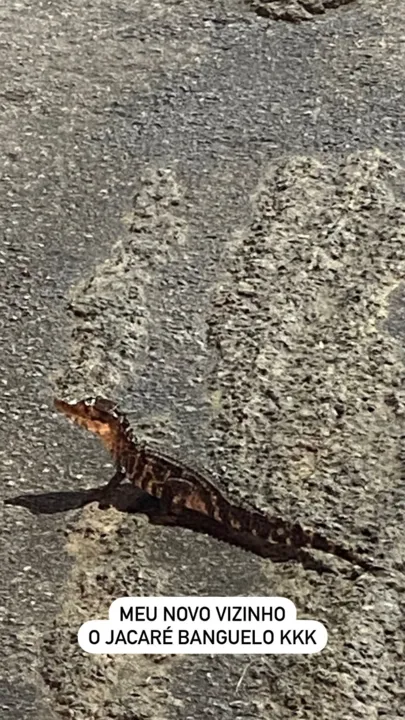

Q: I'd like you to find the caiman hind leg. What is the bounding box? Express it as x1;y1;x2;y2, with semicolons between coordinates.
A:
159;477;196;516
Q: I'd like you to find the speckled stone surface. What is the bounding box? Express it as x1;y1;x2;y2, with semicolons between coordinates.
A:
1;0;405;718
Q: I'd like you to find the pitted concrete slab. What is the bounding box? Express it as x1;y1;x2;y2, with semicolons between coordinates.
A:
41;150;405;720
1;0;405;718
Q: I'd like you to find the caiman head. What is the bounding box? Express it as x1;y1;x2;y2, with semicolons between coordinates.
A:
54;396;130;455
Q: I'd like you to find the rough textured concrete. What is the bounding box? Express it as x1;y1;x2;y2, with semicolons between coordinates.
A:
1;0;405;719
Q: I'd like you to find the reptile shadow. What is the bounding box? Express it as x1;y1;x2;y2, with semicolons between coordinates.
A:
4;484;160;515
3;485;349;575
5;485;384;577
4;484;310;557
4;484;261;539
4;485;252;546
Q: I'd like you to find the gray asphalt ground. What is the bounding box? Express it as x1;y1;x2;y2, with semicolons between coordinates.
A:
1;0;404;718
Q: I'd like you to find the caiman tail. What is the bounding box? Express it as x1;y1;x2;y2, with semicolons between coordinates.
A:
220;501;377;573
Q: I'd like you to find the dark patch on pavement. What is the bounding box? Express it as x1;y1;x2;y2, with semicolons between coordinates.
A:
249;0;355;22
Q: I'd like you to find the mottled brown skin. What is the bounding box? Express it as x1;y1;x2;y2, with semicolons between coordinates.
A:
54;396;380;575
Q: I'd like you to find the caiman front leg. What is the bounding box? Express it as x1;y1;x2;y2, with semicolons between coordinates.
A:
105;465;126;492
98;465;127;509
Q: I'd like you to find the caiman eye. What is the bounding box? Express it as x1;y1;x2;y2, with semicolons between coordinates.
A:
92;397;119;415
84;397;96;407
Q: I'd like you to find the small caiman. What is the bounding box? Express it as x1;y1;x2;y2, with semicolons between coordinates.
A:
54;396;380;576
